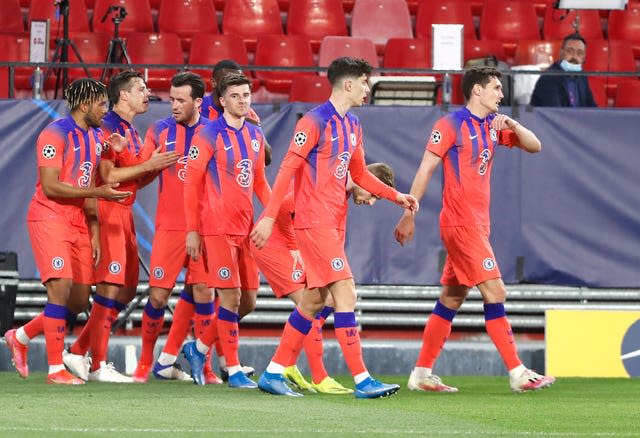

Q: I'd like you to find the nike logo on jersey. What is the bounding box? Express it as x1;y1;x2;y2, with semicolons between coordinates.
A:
165;140;176;146
224;144;233;151
331;136;340;142
73;144;81;151
469;135;478;140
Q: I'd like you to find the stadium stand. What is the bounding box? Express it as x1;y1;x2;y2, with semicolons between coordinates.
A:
350;0;413;55
0;0;25;34
286;0;348;53
222;0;283;52
157;0;219;52
92;0;154;35
289;75;332;102
318;36;379;68
479;0;540;57
0;34;30;94
125;33;184;91
66;32;111;82
188;34;250;88
614;80;640;107
584;39;637;99
253;35;315;93
383;38;430;73
415;0;477;41
542;8;603;41
28;0;90;36
514;39;562;66
608;4;640;58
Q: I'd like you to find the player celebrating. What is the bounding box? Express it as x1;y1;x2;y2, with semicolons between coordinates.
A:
181;73;270;387
64;71;179;383
250;57;418;398
250;163;396;394
4;79;131;384
394;66;555;393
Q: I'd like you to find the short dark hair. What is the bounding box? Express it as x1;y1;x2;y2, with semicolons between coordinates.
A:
367;162;395;188
107;70;144;106
327;57;373;87
212;59;242;80
562;33;587;48
462;66;502;101
171;72;205;99
217;72;252;97
65;78;107;111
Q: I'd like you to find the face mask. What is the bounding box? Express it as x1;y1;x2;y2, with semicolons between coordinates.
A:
560;59;582;72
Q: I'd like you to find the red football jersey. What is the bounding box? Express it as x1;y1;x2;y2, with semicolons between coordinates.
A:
426;107;517;226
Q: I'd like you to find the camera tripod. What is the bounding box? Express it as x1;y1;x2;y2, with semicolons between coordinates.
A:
100;5;131;82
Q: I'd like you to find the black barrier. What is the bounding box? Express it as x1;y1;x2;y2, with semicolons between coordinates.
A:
0;252;18;336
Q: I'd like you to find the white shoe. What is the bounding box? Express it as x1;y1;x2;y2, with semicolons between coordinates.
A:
407;369;458;393
154;363;193;381
88;361;134;383
509;368;555;393
62;350;91;381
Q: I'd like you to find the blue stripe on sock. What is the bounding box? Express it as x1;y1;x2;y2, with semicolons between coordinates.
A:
44;302;67;320
433;300;457;322
144;301;165;319
484;303;506;321
179;289;195;304
218;306;238;323
288;308;312;334
333;312;357;328
93;294;115;308
195;302;214;316
317;306;334;320
113;301;127;312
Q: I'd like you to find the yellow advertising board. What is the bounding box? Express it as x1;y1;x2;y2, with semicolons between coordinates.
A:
546;309;640;377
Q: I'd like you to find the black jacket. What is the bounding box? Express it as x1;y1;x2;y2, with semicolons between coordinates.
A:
530;61;598;107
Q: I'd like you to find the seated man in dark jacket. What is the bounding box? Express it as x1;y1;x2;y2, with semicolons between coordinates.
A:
530;33;597;107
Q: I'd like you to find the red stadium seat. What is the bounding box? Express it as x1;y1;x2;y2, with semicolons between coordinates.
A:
125;33;184;91
608;4;640;58
318;36;379;68
542;8;603;40
0;68;9;98
0;0;25;34
415;0;477;41
187;34;256;92
254;35;315;93
28;0;90;36
480;0;540;56
289;75;331;102
286;0;348;52
0;34;31;92
383;38;430;72
66;32;111;81
584;39;637;98
158;0;218;51
588;77;607;107
350;0;413;55
464;39;508;63
514;40;562;66
222;0;283;52
93;0;154;35
614;80;640;107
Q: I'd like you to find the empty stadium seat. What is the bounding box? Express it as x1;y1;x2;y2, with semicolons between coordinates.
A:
1;0;25;34
542;8;603;40
0;34;31;92
383;38;430;72
415;0;477;41
464;39;508;64
515;40;562;66
125;33;184;91
66;32;111;81
350;0;413;55
614;80;640;107
289;75;331;102
0;68;9;98
28;0;90;35
608;4;640;58
158;0;218;51
223;0;283;52
480;0;540;55
286;0;348;52
93;0;154;35
584;39;637;98
588;77;607;107
318;36;379;68
254;35;315;93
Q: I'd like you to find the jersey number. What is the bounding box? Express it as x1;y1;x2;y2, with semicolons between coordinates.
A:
236;158;253;188
177;156;189;182
477;149;492;176
77;161;93;188
334;151;351;179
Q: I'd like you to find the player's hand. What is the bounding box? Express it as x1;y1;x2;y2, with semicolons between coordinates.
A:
144;147;180;172
395;193;419;213
491;114;519;131
250;217;275;249
394;212;416;246
104;132;128;153
94;183;132;200
290;249;305;272
186;231;202;261
90;232;101;267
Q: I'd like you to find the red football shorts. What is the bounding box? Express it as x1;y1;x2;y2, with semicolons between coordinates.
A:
28;217;94;285
94;201;139;287
440;225;501;287
149;229;208;289
202;234;259;290
250;242;306;298
295;228;352;289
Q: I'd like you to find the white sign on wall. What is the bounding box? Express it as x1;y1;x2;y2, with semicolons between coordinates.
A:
431;24;463;71
29;20;50;63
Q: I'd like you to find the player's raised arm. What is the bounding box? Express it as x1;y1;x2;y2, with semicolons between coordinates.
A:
491;114;541;154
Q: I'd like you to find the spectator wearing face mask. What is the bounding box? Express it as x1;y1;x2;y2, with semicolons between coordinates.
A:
530;33;597;107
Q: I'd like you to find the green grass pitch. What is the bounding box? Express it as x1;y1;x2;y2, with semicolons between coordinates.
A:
0;373;639;437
